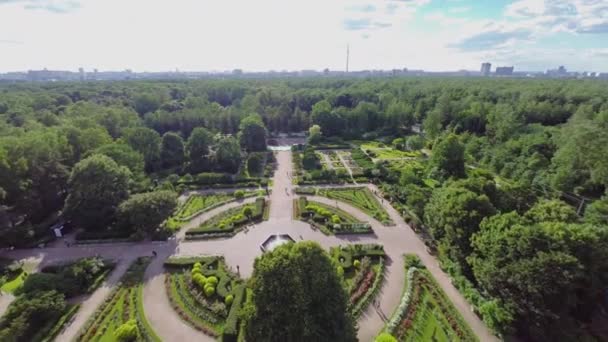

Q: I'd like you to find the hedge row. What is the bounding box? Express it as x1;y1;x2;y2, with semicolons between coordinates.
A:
185;198;265;238
222;284;246;342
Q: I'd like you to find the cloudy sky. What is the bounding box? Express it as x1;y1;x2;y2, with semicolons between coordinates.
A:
1;0;607;72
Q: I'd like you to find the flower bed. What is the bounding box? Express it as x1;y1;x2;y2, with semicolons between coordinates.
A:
185;198;266;239
331;244;386;317
384;255;478;342
317;187;394;226
76;257;160;342
294;197;372;235
163;256;246;341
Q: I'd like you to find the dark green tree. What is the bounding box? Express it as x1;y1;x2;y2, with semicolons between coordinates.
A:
245;241;356;342
215;136;241;173
186;127;214;173
124;127;161;172
64;154;131;231
117;190;177;235
160;132;185;169
428;133;465;179
238;115;267;152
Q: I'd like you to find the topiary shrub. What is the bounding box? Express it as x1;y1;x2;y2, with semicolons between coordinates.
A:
234;190;245;199
204;284;216;297
375;332;397;342
331;215;341;224
353;259;361;268
225;294;234;306
206;276;219;286
114;319;139;342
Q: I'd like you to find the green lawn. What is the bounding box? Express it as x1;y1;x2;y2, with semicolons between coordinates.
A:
317;187;394;225
1;270;27;293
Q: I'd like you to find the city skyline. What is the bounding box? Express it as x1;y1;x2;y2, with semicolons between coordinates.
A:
1;0;608;72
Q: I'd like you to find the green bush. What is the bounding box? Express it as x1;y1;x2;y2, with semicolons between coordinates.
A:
353;259;361;268
375;332;397;342
225;294;234;306
223;285;246;342
234;190;244;199
204;284;216;297
114;319;139;342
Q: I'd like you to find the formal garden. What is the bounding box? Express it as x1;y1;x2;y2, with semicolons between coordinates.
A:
382;255;477;342
0;257;115;342
293;196;372;234
165;189;261;231
296;186;394;226
76;257;159;342
331;244;386;318
185;197;268;239
163;256;246;341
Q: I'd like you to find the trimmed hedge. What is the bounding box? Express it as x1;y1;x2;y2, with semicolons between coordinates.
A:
185;198;266;238
39;304;81;342
223;284;246;342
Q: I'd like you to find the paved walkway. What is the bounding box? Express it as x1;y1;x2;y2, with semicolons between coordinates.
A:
0;150;497;342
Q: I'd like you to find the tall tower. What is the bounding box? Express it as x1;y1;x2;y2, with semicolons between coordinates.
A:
346;44;350;73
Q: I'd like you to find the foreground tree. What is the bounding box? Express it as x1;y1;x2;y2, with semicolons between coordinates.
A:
64;154;131;231
245;241;356;342
123;127;161;172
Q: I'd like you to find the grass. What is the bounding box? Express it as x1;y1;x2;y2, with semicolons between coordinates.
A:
1;270;27;293
77;257;160;342
317;187;394;226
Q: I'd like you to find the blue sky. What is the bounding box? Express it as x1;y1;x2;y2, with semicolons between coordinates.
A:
0;0;607;72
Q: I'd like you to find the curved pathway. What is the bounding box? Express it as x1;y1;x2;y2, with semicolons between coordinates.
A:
0;150;497;342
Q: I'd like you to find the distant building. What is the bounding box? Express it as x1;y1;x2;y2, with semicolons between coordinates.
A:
495;66;514;76
546;66;568;77
480;62;491;76
79;67;85;81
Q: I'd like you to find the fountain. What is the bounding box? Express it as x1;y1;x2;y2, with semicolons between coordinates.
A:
260;234;295;252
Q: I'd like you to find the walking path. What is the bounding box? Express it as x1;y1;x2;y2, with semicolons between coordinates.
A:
0;150;497;342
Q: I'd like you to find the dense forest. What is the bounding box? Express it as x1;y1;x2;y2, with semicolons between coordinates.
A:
1;77;608;340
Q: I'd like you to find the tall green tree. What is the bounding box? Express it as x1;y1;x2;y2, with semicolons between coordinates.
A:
160;132;185;169
428;133;465;179
93;142;145;174
245;241;356;342
214;136;241;173
124;127;161;172
238;115;267;152
64;154;131;231
186;127;214;173
117;190;177;235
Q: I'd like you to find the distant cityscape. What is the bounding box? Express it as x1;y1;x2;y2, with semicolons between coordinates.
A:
0;64;607;82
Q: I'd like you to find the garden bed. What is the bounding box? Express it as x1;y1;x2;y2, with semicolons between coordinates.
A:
294;197;372;235
76;257;160;342
316;187;394;226
165;190;260;231
184;198;267;240
163;256;246;341
384;255;478;342
331;244;386;318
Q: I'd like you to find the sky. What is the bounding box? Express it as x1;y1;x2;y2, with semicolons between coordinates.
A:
0;0;607;73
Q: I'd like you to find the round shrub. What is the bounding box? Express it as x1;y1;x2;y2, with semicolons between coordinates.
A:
353;259;361;268
234;190;245;199
242;207;253;218
375;333;397;342
331;215;341;224
336;266;344;277
193;262;202;270
204;284;216;297
225;294;234;306
193;273;206;287
114;319;139;342
206;276;219;286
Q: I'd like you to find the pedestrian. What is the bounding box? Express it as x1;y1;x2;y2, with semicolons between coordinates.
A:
152;250;157;257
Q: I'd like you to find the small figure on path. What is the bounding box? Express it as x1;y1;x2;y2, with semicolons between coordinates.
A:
152;250;157;257
236;265;240;276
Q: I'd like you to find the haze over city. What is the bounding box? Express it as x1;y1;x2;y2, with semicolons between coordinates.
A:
1;0;608;73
